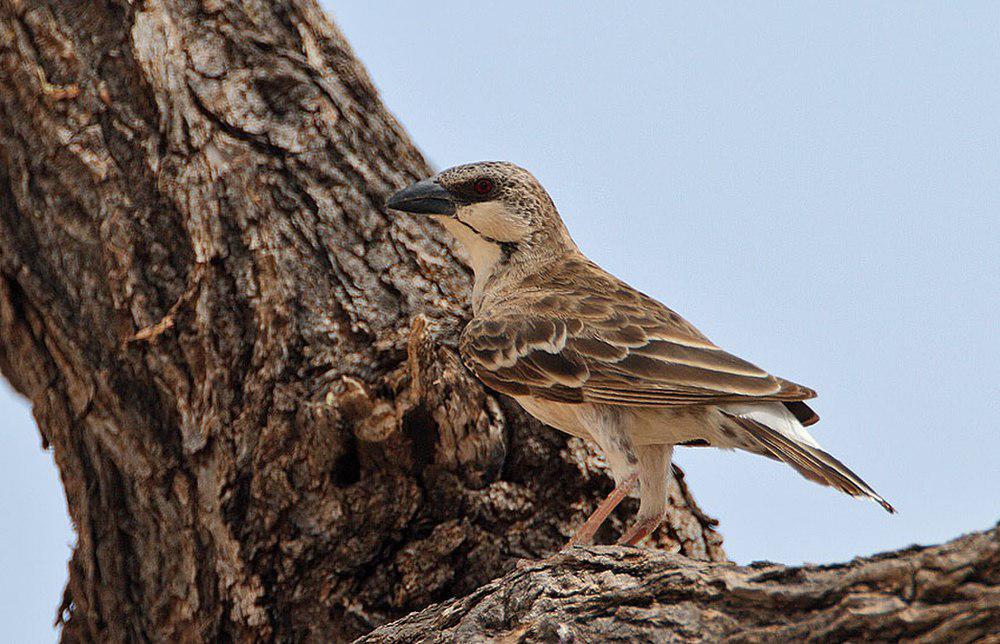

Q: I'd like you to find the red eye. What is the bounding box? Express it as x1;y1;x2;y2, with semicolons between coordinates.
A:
473;178;494;195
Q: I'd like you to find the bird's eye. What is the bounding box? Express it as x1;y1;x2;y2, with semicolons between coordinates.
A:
473;178;494;196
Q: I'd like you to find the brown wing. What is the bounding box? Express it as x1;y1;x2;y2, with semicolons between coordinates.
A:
459;262;815;407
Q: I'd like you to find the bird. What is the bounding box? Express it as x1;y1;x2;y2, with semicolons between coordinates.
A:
386;161;894;547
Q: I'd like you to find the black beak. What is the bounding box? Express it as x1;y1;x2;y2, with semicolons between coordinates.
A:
386;179;456;216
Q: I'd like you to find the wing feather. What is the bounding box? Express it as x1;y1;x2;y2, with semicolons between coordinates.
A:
460;258;816;407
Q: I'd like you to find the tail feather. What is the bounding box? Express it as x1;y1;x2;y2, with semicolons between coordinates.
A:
722;410;895;514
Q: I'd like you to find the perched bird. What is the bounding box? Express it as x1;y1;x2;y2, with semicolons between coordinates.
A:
387;161;894;546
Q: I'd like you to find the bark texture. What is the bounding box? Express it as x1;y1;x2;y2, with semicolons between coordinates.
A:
0;0;722;640
363;524;1000;643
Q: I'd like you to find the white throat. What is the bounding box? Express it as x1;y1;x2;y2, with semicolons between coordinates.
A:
435;216;503;309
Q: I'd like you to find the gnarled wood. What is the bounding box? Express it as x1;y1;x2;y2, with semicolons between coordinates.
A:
0;0;721;640
363;525;1000;643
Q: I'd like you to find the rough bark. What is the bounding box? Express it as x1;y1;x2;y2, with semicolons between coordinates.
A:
0;0;722;640
363;524;1000;643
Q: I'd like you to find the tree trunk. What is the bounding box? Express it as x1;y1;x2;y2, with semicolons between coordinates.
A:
362;525;1000;643
0;0;722;640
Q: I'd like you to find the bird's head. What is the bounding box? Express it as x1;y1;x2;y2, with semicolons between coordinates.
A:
387;162;577;283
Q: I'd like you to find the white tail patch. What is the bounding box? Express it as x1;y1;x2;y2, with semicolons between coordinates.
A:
720;402;895;513
722;402;821;449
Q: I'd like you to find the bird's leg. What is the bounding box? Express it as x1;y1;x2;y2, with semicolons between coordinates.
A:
616;444;672;546
565;473;638;548
616;514;663;546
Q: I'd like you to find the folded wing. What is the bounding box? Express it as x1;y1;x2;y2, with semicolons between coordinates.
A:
459;266;816;408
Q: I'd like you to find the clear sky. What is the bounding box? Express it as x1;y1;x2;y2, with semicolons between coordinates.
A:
2;2;998;640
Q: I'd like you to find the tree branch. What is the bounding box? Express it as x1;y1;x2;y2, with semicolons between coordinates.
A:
363;524;1000;643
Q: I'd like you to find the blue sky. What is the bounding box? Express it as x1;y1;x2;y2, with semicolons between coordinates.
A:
2;2;998;640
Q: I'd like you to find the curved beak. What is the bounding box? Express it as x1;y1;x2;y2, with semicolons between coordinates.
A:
386;179;456;216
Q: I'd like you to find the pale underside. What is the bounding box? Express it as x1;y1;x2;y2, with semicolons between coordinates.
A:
514;395;727;446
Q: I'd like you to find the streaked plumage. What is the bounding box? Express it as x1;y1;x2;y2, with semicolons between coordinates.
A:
387;161;894;547
459;257;816;406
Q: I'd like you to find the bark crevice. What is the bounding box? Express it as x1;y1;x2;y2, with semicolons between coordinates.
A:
0;1;721;640
9;1;989;643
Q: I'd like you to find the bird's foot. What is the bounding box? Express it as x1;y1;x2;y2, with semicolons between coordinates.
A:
616;514;662;546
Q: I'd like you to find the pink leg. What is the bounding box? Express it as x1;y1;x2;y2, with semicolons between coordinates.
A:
566;473;638;548
616;514;662;546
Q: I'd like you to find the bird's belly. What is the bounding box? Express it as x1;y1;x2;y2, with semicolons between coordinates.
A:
512;396;595;440
513;396;716;446
627;406;715;446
